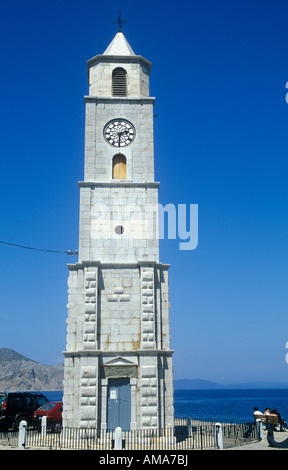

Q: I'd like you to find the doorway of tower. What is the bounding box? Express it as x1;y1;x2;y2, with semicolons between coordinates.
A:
107;378;131;431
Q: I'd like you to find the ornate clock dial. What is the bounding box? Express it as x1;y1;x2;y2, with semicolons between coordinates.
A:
104;119;135;147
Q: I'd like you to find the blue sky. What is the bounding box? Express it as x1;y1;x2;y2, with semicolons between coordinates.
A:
0;0;288;384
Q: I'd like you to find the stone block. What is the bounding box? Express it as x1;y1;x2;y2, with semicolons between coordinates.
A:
81;387;96;397
142;272;153;281
151;416;158;427
85;303;95;314
142;321;154;333
142;406;157;416
85;288;96;296
142;290;153;297
141;386;157;398
147;397;158;406
84;322;95;333
80;406;96;420
114;287;124;294
141;366;156;378
119;294;130;301
85;272;96;281
142;305;153;313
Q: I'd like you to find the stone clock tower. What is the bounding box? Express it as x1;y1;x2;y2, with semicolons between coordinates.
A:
62;31;174;431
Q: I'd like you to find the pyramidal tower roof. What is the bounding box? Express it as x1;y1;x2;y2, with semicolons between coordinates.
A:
103;32;135;56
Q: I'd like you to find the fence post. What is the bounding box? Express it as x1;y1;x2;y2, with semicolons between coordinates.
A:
18;420;27;449
41;416;47;437
114;426;122;450
256;419;264;440
215;422;223;449
186;416;192;437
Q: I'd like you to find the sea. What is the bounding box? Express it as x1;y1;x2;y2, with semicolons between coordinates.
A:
43;389;288;423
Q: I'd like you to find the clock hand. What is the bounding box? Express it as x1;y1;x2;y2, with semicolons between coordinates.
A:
117;130;128;146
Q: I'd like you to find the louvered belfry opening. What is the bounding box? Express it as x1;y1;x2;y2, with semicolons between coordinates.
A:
112;67;127;96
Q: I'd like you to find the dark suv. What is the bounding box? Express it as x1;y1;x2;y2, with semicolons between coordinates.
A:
0;392;48;430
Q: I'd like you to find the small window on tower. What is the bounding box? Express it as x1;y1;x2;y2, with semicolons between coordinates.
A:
112;68;127;96
112;154;127;179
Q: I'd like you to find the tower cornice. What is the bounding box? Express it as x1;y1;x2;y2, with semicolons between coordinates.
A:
78;181;160;188
84;96;155;104
63;349;175;358
87;54;152;85
67;261;171;271
87;54;152;70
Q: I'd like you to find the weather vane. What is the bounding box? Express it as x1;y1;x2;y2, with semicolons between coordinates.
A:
113;11;128;32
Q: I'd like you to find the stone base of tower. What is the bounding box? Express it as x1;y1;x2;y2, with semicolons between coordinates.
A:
62;350;174;430
62;260;174;430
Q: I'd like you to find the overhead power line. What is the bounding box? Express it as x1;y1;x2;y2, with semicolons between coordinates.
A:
0;240;78;256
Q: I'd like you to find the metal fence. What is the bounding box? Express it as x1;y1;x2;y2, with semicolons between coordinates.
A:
221;420;259;448
0;418;259;450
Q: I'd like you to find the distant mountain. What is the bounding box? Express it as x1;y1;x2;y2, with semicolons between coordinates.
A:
223;381;288;390
0;348;64;392
2;348;288;393
174;378;288;390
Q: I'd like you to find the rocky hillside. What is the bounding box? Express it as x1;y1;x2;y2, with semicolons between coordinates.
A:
0;348;64;391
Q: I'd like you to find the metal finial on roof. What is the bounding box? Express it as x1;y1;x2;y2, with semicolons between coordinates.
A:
113;11;128;32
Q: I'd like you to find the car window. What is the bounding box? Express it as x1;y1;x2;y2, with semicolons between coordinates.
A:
24;396;36;407
37;396;48;406
0;394;6;404
38;403;55;411
10;398;21;408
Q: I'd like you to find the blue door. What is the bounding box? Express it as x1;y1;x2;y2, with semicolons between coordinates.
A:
107;378;131;431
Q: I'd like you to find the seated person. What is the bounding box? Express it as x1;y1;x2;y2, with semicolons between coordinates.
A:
253;407;263;420
270;409;288;431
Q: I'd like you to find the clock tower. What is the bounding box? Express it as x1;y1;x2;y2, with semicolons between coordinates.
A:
62;31;174;430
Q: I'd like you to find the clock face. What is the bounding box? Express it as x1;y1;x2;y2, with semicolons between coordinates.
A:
104;119;135;147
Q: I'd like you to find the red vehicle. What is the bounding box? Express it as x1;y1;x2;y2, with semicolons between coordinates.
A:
33;401;62;433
